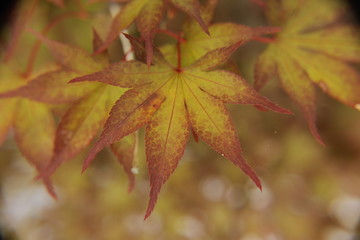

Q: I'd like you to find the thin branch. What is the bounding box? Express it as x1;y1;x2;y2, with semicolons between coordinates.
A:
157;29;186;43
252;36;277;43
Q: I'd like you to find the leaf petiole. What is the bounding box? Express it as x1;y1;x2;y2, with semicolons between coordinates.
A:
157;29;186;43
253;36;277;44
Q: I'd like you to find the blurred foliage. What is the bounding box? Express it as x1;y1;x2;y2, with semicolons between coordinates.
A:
0;0;360;240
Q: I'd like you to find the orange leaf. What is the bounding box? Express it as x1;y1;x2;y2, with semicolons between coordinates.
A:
255;0;360;142
0;65;57;196
0;31;110;104
14;99;57;197
144;77;190;218
0;70;97;104
81;83;167;172
42;85;124;177
75;38;290;218
183;79;261;189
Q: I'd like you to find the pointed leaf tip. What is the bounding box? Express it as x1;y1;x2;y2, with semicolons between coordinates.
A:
35;162;58;181
144;184;161;220
308;122;326;146
189;41;244;71
252;172;262;191
81;147;101;173
81;140;108;173
237;159;262;190
81;164;88;174
43;178;58;200
169;0;209;35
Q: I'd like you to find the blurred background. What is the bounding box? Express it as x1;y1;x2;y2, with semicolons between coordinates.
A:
1;0;360;240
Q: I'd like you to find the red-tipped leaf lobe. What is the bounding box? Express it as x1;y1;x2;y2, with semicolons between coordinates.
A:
41;85;124;178
0;70;96;104
0;31;112;104
94;0;147;55
136;0;164;66
182;78;262;190
144;79;189;218
95;0;209;64
169;0;209;35
77;35;290;218
254;0;360;143
15;32;133;180
82;83;168;173
14;99;57;197
275;52;325;145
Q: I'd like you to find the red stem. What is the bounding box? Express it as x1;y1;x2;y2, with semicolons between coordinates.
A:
158;29;185;71
253;36;277;44
157;29;186;43
176;38;182;72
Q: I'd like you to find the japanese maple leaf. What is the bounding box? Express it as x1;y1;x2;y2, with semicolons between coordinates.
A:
254;0;360;143
71;36;291;218
161;0;281;67
0;65;56;196
1;31;137;190
0;30;106;103
95;0;210;65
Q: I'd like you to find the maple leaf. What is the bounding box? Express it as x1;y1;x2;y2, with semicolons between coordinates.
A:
95;0;209;65
1;31;136;190
0;30;106;103
0;65;56;197
254;0;360;144
160;0;281;67
71;36;291;218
